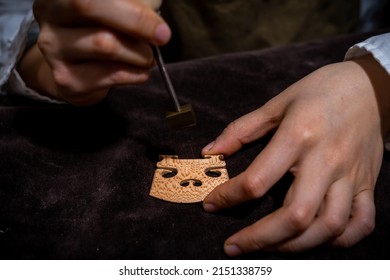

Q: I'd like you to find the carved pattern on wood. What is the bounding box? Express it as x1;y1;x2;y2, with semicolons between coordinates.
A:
150;155;229;203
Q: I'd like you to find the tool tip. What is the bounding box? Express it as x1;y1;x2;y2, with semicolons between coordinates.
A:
166;104;196;129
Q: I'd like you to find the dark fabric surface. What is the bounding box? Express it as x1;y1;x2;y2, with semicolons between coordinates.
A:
1;31;390;260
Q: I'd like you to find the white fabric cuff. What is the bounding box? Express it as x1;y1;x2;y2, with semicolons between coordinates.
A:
1;10;65;104
344;33;390;75
8;69;66;104
345;33;390;151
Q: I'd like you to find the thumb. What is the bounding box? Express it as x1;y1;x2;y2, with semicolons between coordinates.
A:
142;0;162;10
201;105;282;157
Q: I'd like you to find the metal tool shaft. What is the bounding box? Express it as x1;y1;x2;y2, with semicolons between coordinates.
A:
153;45;181;112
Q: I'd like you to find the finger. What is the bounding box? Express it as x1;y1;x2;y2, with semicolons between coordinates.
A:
330;189;375;247
60;88;109;106
202;96;287;156
48;26;154;67
276;178;353;252
203;105;336;212
51;61;150;104
142;0;162;10
35;0;171;45
220;157;335;256
203;122;300;211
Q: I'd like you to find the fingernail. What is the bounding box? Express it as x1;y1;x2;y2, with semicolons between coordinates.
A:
224;243;243;257
203;202;218;212
155;24;171;44
202;141;215;152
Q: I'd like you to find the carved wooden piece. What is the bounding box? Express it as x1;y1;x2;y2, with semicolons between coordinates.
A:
150;155;229;203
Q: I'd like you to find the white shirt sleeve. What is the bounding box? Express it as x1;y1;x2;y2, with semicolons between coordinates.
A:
0;2;33;87
345;32;390;151
0;1;63;103
345;32;390;75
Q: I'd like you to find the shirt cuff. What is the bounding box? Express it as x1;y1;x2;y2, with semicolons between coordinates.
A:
1;10;65;104
344;33;390;75
8;69;66;104
344;33;390;151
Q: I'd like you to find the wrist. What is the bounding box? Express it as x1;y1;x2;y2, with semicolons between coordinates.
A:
352;54;390;137
18;44;59;101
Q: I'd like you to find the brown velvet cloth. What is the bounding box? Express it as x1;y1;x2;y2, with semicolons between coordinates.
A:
1;31;389;260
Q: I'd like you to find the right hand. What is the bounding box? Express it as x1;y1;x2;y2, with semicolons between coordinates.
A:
20;0;170;105
202;54;390;255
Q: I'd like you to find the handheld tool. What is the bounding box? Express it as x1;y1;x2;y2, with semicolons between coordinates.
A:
153;45;196;129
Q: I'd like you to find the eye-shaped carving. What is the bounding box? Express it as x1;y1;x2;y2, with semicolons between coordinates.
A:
205;169;222;177
161;168;178;178
180;179;203;187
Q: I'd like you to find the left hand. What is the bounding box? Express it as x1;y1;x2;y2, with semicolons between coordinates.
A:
201;55;390;256
20;0;170;105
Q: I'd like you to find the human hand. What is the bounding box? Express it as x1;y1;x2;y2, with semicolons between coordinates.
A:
202;55;390;256
19;0;170;105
